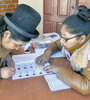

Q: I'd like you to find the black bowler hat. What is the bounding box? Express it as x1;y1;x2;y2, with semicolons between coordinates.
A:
4;4;41;38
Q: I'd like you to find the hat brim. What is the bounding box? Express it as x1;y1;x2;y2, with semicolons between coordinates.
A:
4;13;39;38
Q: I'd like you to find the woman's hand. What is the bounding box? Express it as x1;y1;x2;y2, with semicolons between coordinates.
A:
35;50;51;65
0;67;15;79
43;65;60;73
35;54;50;65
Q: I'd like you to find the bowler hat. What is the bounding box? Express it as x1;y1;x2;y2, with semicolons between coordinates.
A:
4;4;41;38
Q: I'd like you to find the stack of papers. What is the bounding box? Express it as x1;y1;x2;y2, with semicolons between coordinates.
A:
12;60;53;80
12;53;52;80
44;74;70;92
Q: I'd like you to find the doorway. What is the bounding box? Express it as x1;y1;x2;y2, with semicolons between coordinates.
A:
43;0;78;33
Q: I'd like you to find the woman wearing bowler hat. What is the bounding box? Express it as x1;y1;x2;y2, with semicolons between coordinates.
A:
0;4;41;79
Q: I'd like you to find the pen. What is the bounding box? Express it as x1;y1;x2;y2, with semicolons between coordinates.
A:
4;58;11;67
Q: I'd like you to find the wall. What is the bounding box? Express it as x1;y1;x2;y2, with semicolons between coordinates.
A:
0;0;90;35
0;0;18;15
79;0;90;7
19;0;43;38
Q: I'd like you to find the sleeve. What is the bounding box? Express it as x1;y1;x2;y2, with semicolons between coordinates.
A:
56;60;90;95
44;39;62;54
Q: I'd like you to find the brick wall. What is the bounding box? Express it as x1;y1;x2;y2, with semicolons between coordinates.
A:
0;0;90;16
79;0;90;8
0;0;18;15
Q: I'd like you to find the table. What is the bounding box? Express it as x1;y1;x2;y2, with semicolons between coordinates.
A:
0;49;90;100
12;47;35;55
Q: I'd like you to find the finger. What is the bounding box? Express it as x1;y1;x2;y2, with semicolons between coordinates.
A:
35;57;42;65
40;56;49;65
9;71;15;76
39;60;44;65
41;59;47;65
10;67;15;72
36;56;43;63
8;68;15;76
45;69;51;72
43;65;51;71
37;57;45;65
35;56;40;64
44;67;54;73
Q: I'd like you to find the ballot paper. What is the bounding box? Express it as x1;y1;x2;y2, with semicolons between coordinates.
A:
44;74;70;92
12;53;54;80
12;61;52;80
12;50;65;80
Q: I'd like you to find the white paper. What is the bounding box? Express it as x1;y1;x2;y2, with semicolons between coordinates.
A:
35;48;47;54
12;50;65;80
12;52;43;64
12;53;54;80
44;74;70;92
12;61;53;80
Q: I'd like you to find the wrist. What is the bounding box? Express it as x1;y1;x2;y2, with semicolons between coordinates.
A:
44;49;52;56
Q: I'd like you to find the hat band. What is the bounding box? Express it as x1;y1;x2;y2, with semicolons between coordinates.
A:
4;15;39;38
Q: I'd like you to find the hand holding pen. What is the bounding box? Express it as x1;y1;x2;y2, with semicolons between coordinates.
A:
0;58;15;79
3;58;11;67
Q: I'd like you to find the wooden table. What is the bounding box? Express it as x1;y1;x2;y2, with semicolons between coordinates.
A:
0;48;90;100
